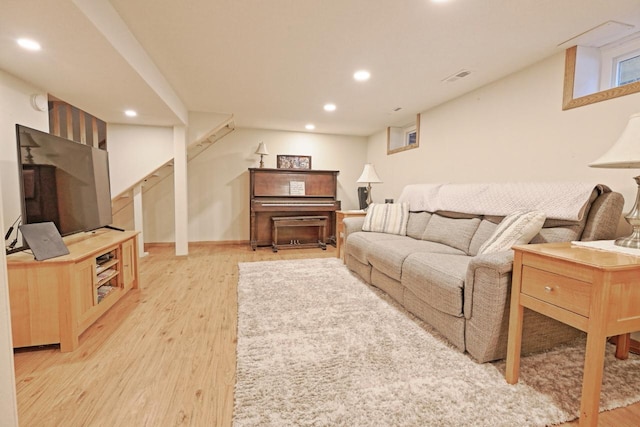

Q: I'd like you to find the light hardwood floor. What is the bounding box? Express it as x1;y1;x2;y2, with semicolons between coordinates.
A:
12;243;640;426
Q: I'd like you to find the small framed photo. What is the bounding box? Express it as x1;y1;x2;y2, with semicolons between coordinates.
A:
277;155;312;169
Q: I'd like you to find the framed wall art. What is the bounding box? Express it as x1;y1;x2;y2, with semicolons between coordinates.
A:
277;155;312;169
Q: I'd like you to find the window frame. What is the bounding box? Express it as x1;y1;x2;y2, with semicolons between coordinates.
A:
599;35;640;89
387;114;420;155
563;45;640;110
614;49;640;86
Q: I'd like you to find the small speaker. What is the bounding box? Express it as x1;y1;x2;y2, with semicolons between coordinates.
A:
358;187;368;210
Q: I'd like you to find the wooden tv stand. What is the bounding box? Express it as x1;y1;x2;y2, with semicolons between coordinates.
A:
6;229;139;352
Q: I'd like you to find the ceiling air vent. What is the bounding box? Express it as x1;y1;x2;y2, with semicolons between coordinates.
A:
442;69;471;83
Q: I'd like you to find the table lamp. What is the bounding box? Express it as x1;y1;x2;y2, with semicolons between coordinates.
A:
255;142;269;168
589;112;640;248
20;131;40;164
357;163;383;208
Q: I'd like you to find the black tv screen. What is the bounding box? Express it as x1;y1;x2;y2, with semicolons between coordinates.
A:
15;124;113;237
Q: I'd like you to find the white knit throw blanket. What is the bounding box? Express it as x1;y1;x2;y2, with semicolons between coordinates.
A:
397;182;610;221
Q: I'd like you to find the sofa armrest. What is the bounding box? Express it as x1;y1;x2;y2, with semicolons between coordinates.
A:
343;216;365;242
464;248;585;362
463;250;515;362
467;251;514;276
581;191;624;241
464;250;514;318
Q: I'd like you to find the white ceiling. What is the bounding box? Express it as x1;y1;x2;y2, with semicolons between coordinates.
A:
2;0;640;136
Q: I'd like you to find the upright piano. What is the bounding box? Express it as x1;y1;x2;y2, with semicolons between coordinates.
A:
249;168;341;250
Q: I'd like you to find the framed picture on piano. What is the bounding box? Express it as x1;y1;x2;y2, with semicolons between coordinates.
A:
277;155;312;169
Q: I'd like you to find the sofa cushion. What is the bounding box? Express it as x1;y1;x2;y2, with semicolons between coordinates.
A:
406;211;432;239
362;203;410;235
421;214;481;254
478;210;546;254
368;238;465;281
531;218;585;244
530;189;598;243
468;218;499;256
345;231;405;265
402;252;472;317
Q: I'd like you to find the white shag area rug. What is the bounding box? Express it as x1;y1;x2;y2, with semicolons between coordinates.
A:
234;258;640;426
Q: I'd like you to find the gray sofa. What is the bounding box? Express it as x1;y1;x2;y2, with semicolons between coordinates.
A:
343;183;624;363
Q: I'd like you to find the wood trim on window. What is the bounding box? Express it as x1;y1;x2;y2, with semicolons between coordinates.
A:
563;45;640;110
387;114;420;155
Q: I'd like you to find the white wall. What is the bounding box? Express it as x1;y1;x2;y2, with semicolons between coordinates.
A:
187;111;234;143
142;128;368;243
0;69;43;427
0;191;18;427
107;124;174;197
574;46;601;98
108;112;233;199
367;51;640;216
0;70;49;232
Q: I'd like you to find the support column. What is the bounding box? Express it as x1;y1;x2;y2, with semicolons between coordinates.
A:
132;184;148;258
173;126;188;256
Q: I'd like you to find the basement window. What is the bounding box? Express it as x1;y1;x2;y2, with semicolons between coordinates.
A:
563;33;640;109
600;36;640;90
615;51;640;86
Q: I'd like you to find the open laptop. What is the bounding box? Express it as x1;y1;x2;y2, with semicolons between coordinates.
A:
19;222;69;261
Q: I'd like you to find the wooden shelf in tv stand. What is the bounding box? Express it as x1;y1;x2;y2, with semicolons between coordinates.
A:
6;229;140;352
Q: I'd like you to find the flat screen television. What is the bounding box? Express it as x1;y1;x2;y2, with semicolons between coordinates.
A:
15;124;113;238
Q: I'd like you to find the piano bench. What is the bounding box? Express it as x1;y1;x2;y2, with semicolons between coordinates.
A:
271;215;328;252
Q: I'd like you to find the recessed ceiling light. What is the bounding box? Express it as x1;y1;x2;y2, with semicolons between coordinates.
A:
17;38;41;51
305;124;315;130
353;70;371;81
323;103;336;112
124;109;137;117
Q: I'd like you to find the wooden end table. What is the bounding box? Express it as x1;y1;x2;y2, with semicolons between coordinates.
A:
505;242;640;427
336;210;367;260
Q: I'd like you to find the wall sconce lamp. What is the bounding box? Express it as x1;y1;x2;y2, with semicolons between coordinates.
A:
255;142;269;168
357;163;383;208
590;112;640;248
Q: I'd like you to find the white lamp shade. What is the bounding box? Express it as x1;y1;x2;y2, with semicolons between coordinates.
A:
357;163;383;183
19;131;40;148
255;142;269;155
590;112;640;168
